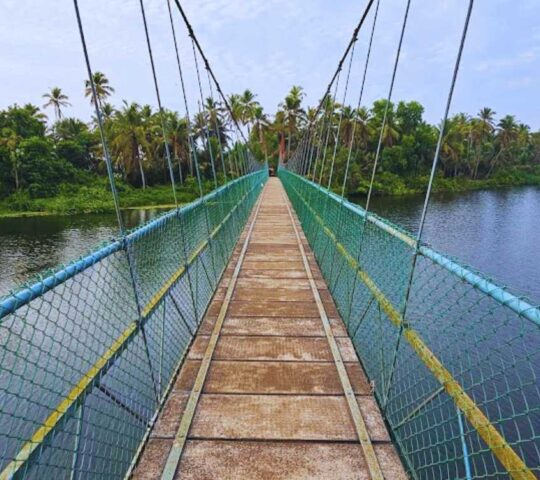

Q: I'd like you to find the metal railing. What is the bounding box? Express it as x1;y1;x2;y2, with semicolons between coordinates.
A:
0;169;267;480
280;168;539;480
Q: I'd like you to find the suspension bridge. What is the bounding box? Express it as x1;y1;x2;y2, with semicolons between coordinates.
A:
0;0;539;479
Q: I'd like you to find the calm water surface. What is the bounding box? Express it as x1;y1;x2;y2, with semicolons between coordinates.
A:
0;209;164;298
365;186;540;303
1;187;539;303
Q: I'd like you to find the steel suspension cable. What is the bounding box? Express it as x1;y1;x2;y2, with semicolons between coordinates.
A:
165;3;223;287
315;40;357;231
162;0;200;322
165;0;202;194
303;76;341;244
364;0;411;214
289;0;376;168
73;0;160;404
73;0;124;235
206;69;228;181
331;0;381;310
192;40;218;190
340;0;380;198
309;108;328;181
318;37;363;287
308;0;375;134
328;0;380;296
138;0;178;207
299;134;311;175
165;0;191;181
341;0;411;332
326;40;357;190
317;73;341;186
172;0;250;148
170;0;254;181
382;0;475;410
306;117;322;179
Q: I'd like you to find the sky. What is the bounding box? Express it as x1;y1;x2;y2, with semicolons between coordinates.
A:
0;0;538;130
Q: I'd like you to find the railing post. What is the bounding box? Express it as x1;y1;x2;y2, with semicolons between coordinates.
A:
69;403;85;480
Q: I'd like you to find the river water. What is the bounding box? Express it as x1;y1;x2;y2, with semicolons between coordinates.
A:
0;209;164;298
363;186;540;303
1;186;539;303
0;186;538;477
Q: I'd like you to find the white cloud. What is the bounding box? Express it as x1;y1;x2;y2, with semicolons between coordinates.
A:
0;0;538;129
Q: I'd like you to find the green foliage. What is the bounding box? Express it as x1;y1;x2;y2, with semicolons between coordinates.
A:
0;104;46;138
0;177;201;216
1;78;539;215
18;137;76;197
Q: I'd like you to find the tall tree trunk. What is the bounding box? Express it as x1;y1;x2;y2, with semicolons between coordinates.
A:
287;134;291;159
136;151;146;189
259;125;268;163
473;150;481;179
13;164;19;191
177;157;184;185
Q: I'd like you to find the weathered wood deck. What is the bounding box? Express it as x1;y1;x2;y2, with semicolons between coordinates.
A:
132;178;406;479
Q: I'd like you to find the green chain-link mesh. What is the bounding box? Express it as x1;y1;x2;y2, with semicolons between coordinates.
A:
0;170;267;480
280;168;539;480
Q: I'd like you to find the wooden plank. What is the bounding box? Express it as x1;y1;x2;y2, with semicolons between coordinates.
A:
219;316;326;336
160;186;265;480
227;300;321;317
203;361;371;395
178;441;386;480
282;187;384;479
132;178;407;480
233;287;315;302
190;394;358;441
189;336;333;362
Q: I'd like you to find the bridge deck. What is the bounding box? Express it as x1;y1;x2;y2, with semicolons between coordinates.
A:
132;178;406;479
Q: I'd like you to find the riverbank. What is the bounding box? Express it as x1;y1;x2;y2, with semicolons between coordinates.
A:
2;167;540;218
0;181;201;218
353;166;540;196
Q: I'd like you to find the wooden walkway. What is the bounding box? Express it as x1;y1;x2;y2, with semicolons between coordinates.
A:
132;178;406;479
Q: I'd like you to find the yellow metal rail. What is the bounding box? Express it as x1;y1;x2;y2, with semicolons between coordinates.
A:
291;185;535;480
0;186;253;480
160;186;265;480
283;189;384;480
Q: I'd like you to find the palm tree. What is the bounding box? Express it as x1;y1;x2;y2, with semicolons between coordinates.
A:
516;123;531;152
0;128;22;190
271;110;288;165
340;106;356;149
192;110;208;144
497;115;518;151
280;86;305;157
110;101;149;188
304;107;319;129
42;87;71;120
239;89;259;134
381;121;399;147
471;107;496;178
478;107;496;134
54;117;88;141
163;111;190;183
23;103;47;122
440;115;467;177
227;93;243;126
204;98;229;146
492;115;519;173
101;103;115;121
354;107;372;150
84;72;115;107
252;105;270;160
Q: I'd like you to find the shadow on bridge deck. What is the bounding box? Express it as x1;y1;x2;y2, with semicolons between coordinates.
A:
132;178;406;479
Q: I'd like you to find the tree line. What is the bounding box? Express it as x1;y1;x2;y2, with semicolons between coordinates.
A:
284;95;540;195
1;74;539;205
